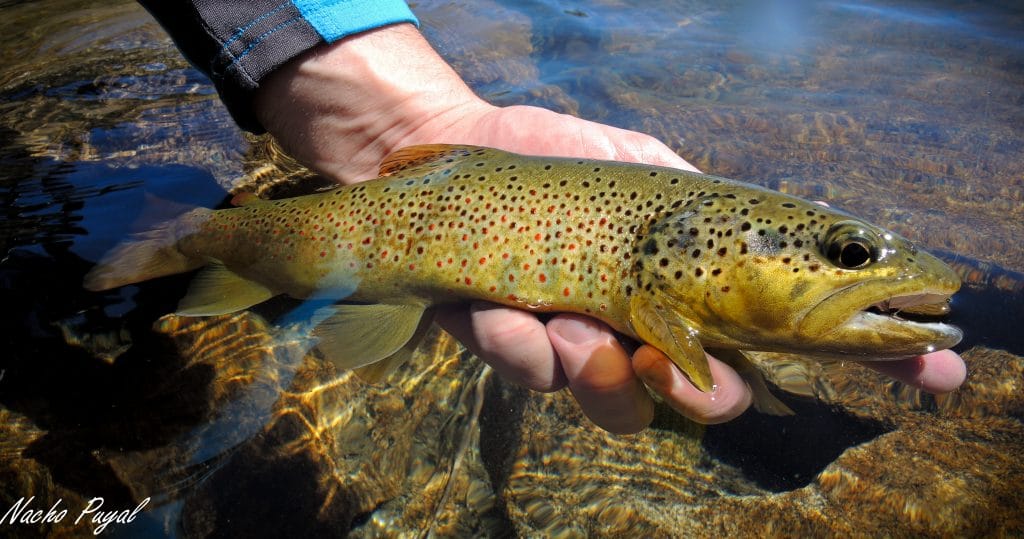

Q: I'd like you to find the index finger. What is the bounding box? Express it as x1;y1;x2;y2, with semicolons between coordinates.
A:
632;345;752;424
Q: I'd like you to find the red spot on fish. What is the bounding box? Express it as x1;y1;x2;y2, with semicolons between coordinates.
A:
534;233;542;241
600;274;608;282
508;274;515;282
502;253;510;260
436;261;443;268
464;277;473;285
479;257;487;265
562;287;570;297
362;237;371;245
489;285;497;292
568;243;576;250
539;274;547;283
461;259;468;267
320;251;326;257
523;263;531;270
409;263;416;271
507;294;518;301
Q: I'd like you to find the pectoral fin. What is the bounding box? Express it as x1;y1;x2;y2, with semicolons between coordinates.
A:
710;349;795;416
176;262;275;316
629;294;714;392
312;303;432;381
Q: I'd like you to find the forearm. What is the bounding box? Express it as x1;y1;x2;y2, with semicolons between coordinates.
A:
137;0;420;133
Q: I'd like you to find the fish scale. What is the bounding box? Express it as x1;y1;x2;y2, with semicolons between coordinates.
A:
84;144;962;395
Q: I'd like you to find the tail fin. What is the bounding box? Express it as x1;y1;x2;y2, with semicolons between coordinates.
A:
83;209;210;291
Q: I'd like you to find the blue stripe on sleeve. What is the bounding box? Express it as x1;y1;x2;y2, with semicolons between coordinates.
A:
290;0;419;43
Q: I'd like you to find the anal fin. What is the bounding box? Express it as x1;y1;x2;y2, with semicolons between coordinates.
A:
176;262;275;316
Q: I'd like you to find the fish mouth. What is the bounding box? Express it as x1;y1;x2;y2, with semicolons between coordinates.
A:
866;291;953;318
799;279;962;359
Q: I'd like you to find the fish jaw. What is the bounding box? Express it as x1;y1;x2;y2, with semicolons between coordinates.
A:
796;250;962;358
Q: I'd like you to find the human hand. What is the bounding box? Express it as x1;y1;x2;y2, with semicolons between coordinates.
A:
253;24;966;433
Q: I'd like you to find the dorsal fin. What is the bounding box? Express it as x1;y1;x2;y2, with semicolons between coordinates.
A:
378;144;482;177
229;191;263;207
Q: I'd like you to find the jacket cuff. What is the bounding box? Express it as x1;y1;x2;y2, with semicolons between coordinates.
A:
139;0;418;133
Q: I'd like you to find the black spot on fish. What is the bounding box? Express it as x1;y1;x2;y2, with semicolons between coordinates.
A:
643;239;659;255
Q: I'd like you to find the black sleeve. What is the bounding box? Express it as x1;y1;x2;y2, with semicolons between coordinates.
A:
137;1;325;132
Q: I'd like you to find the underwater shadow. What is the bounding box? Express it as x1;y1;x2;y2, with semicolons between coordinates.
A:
701;394;890;492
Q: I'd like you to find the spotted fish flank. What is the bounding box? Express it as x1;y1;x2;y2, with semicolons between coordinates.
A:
84;145;962;396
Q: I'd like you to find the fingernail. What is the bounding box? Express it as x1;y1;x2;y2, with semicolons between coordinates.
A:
551;317;602;344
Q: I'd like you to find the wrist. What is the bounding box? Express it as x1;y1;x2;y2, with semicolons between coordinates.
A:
254;23;493;184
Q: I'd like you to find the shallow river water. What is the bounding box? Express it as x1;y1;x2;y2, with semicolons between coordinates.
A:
1;0;1022;536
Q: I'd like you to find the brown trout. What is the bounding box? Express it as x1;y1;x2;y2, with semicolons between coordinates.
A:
84;145;962;392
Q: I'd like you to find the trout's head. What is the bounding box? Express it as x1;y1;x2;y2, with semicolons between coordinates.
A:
634;188;961;359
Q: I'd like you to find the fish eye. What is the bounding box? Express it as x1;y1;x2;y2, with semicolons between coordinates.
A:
823;221;879;269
